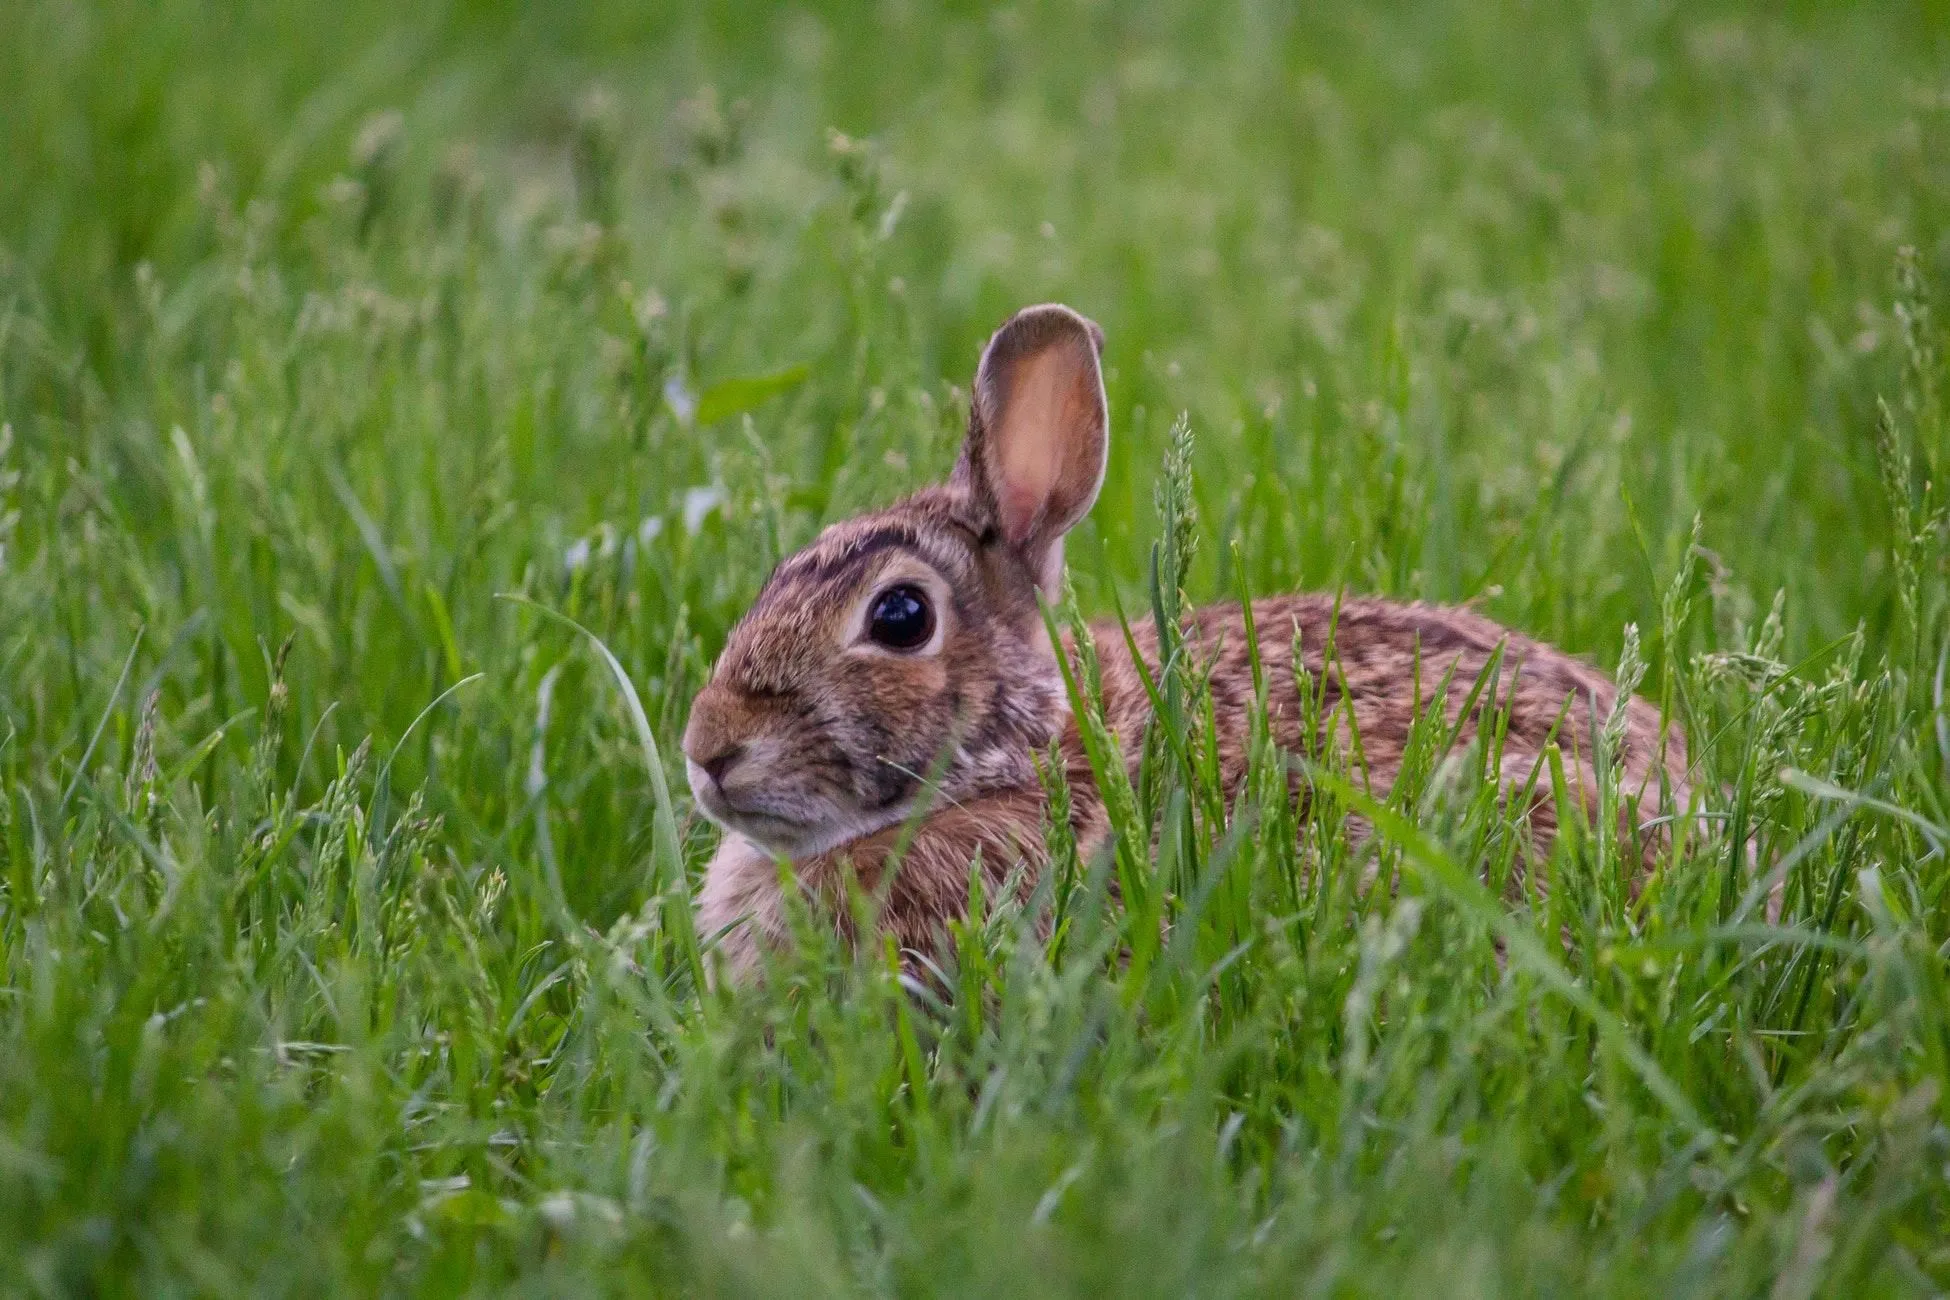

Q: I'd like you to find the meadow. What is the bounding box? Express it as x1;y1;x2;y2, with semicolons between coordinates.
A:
3;0;1950;1292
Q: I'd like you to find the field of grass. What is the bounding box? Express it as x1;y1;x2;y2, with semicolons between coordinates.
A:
4;0;1950;1291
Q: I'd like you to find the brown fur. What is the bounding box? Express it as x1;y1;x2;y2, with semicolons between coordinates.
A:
694;597;1689;981
684;305;1691;983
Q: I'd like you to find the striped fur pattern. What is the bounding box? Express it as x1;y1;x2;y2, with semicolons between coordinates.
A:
684;305;1690;982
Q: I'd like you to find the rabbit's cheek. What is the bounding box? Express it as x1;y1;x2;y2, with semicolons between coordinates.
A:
848;652;949;700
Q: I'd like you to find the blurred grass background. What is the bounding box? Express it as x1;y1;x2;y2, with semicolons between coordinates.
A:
3;0;1950;1292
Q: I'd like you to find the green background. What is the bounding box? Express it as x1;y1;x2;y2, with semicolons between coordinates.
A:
2;1;1948;1292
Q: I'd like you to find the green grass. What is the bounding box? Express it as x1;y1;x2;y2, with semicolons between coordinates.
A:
4;0;1950;1291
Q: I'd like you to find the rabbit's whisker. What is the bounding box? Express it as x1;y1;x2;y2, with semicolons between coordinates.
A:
875;756;970;816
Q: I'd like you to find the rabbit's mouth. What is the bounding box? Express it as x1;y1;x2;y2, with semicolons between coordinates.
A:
690;760;900;859
688;764;791;839
716;809;814;856
711;806;902;860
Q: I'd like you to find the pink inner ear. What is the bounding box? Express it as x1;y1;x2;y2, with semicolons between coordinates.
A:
990;347;1080;545
997;478;1045;545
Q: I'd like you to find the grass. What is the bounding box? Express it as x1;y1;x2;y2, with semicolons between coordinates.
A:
3;0;1950;1291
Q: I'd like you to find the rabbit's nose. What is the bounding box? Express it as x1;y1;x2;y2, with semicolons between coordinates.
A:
695;743;745;787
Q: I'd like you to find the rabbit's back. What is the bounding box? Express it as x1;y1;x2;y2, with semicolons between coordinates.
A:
1080;595;1690;852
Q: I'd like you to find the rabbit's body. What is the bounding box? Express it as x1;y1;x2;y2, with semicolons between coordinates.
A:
686;305;1691;982
696;593;1688;980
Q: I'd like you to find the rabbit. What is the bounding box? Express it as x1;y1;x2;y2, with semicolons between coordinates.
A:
683;304;1692;983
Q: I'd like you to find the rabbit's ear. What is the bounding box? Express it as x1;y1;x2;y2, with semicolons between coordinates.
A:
954;304;1108;589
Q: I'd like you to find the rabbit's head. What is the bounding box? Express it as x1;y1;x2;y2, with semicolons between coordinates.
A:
683;304;1108;858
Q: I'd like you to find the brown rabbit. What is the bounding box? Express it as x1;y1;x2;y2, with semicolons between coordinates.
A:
683;304;1690;982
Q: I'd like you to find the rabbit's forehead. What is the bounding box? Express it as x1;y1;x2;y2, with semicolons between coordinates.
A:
765;501;978;601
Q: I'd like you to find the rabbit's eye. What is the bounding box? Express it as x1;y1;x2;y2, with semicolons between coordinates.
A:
867;585;936;651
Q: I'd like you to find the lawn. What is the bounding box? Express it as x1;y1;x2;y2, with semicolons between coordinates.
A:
3;0;1949;1292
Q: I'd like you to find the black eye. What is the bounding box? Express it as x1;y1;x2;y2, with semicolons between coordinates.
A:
867;584;936;651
